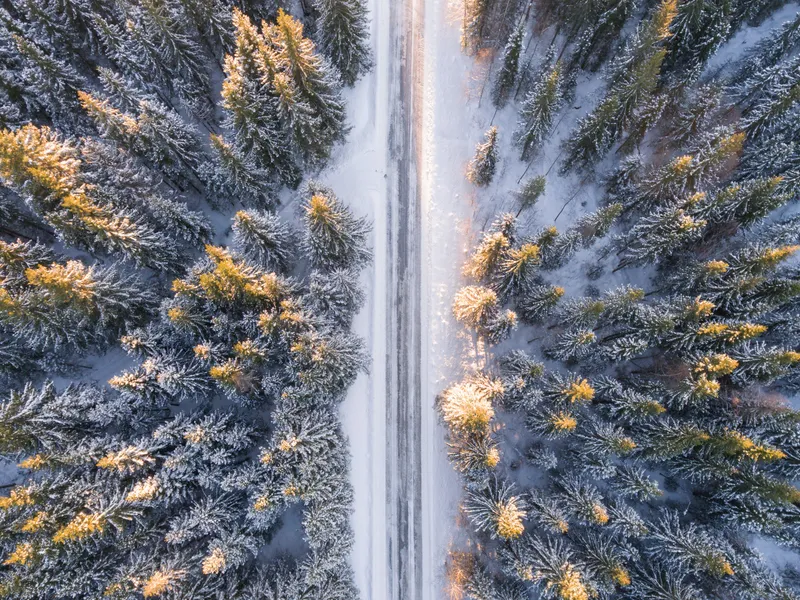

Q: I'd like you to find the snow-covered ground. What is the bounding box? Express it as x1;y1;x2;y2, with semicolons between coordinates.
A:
320;0;390;596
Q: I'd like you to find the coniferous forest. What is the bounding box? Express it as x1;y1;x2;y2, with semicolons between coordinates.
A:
0;0;372;597
445;1;800;600
3;0;800;598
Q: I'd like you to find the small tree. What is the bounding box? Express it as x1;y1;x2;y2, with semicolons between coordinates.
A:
467;126;499;187
439;375;502;433
491;21;524;109
515;176;546;216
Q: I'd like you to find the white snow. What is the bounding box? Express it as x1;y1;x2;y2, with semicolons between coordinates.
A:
319;0;391;596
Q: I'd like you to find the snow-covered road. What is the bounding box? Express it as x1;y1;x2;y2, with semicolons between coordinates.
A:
336;0;474;598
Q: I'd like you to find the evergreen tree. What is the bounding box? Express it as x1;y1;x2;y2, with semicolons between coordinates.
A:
0;124;179;269
267;9;348;161
11;32;87;127
563;0;677;170
517;284;564;324
562;94;622;171
647;511;734;578
233;210;297;273
664;0;734;75
203;133;275;208
313;0;372;86
665;84;722;149
453;285;500;331
616;207;707;269
463;215;515;282
462;0;490;53
307;268;366;328
222;9;301;187
515;61;564;161
492;20;524;109
571;0;638;71
467;126;499;187
301;182;371;271
515;176;546;216
125;0;212;118
465;479;526;540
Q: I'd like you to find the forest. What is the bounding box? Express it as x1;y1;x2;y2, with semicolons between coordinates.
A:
0;0;372;598
444;1;800;599
2;0;800;598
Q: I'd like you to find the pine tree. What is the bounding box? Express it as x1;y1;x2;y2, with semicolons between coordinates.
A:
545;329;597;361
78;91;207;184
731;342;800;385
492;20;524;109
313;0;371;86
665;0;734;75
742;81;800;138
467;126;499;187
648;511;734;578
515;176;546;216
501;534;592;600
439;375;502;433
302;182;371;271
462;0;490;53
463;215;514;282
517;284;564;324
0;125;179;269
515;61;564;161
222;10;300;187
448;433;500;483
233;210;297;273
627;565;703;600
732;12;800;85
11;32;86;127
465;479;526;540
562;94;622;171
697;177;789;228
307;268;366;328
665;84;722;149
613;465;662;500
173;0;233;52
453;285;500;330
623;128;745;213
125;0;212;118
616;207;707;269
570;0;638;71
495;243;541;299
203;133;275;208
267;9;348;161
565;0;677;171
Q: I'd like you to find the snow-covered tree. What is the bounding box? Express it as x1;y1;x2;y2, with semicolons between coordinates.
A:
492;20;524;108
313;0;371;86
467;126;499;187
302;182;371;271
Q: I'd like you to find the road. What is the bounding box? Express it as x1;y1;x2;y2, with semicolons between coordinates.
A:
385;0;425;598
338;0;468;597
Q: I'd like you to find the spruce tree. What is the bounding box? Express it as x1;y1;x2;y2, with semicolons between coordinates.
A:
0;124;179;269
267;10;348;161
302;182;371;271
492;20;524;109
313;0;371;86
467;126;499;187
515;61;563;161
233;210;297;273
